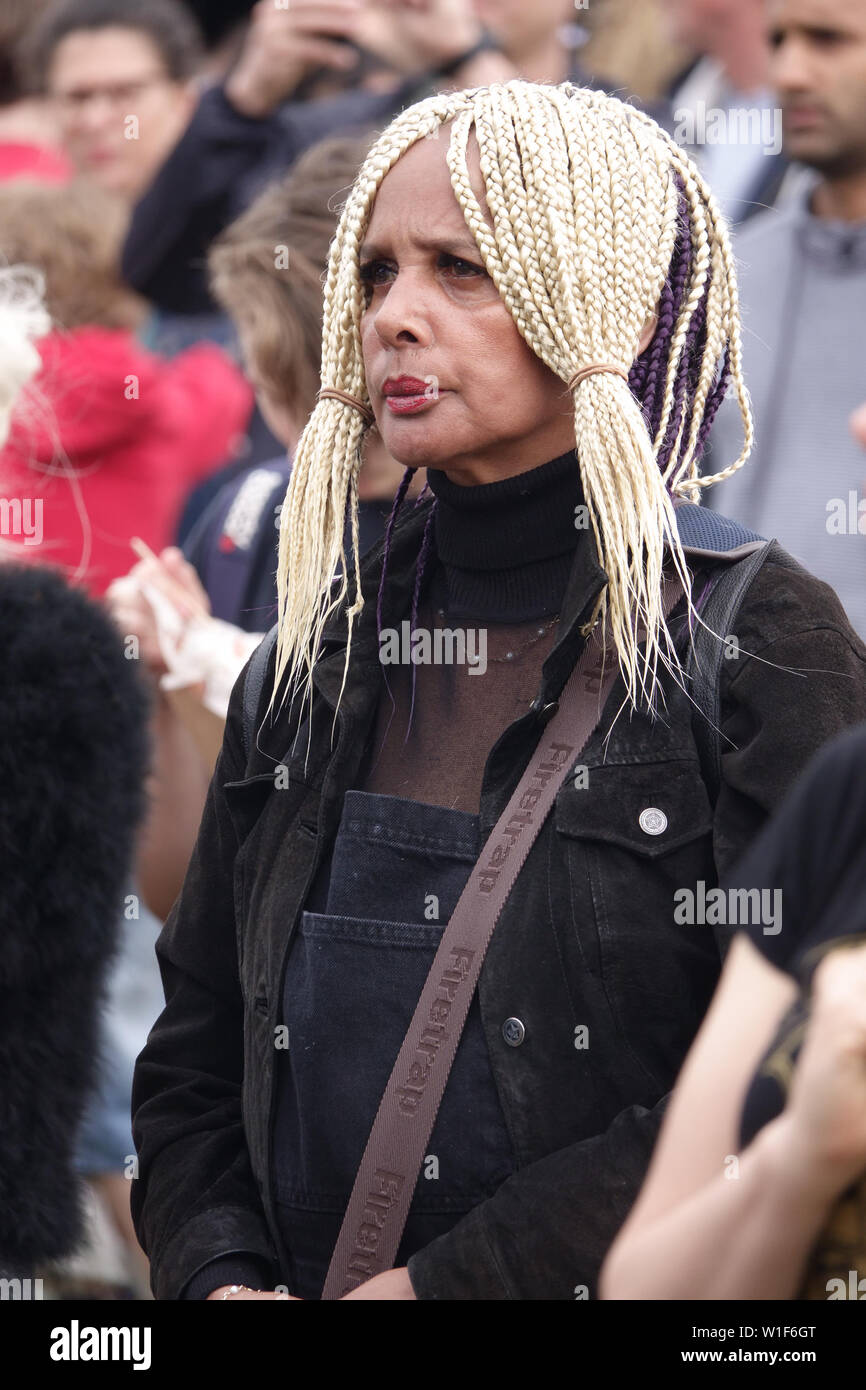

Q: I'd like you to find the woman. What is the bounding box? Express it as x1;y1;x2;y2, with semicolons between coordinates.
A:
131;80;866;1302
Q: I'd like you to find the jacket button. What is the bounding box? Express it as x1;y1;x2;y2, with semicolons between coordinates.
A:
530;697;559;723
502;1017;526;1046
638;807;668;836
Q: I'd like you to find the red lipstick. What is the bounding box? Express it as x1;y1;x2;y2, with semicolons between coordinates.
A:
382;376;443;415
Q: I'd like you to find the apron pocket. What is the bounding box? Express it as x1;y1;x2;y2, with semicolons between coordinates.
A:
272;910;515;1214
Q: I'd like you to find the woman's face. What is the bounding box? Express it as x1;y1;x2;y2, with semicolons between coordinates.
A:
359;130;578;485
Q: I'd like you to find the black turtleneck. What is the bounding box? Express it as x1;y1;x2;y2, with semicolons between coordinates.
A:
424;449;585;622
359;450;589;813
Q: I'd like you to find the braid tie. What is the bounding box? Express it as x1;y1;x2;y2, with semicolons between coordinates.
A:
568;364;629;391
316;387;374;427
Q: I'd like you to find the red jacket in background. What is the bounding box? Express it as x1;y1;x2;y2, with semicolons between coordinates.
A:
0;141;72;184
0;326;253;595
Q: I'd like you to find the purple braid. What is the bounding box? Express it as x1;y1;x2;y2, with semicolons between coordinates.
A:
404;502;437;741
643;192;695;470
695;344;731;459
636;186;692;443
627;169;730;491
657;279;708;476
412;478;431;506
374;465;414;715
375;465;413;636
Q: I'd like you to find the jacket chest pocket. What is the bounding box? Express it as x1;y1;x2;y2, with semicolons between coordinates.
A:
553;758;719;1090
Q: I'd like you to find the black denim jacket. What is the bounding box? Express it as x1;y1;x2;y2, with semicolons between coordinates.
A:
131;497;866;1300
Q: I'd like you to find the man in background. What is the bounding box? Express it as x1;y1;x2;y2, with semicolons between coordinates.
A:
25;0;203;205
706;0;866;639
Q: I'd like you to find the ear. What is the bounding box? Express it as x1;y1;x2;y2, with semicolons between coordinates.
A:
637;312;658;357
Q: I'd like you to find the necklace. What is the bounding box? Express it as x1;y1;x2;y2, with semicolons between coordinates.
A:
434;610;560;663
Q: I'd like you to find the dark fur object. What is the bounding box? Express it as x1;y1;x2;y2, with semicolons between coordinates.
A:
0;565;150;1270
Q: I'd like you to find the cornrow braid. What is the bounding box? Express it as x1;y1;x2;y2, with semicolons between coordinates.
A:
271;80;754;730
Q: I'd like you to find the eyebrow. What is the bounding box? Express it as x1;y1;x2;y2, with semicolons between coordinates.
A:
358;234;482;261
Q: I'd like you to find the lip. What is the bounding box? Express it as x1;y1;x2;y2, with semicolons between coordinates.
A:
784;106;825;127
381;375;445;416
382;377;434;396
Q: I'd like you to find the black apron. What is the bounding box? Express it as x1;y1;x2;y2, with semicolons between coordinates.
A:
271;790;517;1299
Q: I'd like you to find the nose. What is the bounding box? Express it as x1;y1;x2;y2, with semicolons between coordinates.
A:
773;34;814;93
70;95;116;134
370;268;434;352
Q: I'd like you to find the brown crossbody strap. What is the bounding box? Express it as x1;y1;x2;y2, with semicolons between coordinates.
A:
320;577;684;1299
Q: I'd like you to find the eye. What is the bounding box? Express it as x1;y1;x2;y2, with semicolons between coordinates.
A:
359;258;394;286
439;253;486;278
809;27;844;48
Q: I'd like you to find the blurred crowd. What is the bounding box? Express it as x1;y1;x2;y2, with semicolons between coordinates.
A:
2;0;866;1300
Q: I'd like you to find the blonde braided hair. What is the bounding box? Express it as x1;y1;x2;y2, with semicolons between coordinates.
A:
272;80;753;730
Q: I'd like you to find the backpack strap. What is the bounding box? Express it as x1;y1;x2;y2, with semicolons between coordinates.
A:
673;499;765;558
681;532;805;804
241;624;278;767
684;542;772;804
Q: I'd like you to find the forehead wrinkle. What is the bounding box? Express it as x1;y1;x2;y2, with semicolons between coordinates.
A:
361;129;493;260
359;227;483;260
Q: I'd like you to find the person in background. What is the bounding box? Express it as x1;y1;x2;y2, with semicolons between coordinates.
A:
661;0;791;223
0;178;253;597
23;0;204;206
601;381;866;1300
0;0;70;183
601;725;866;1301
120;0;519;320
17;0;279;418
121;0;677;328
705;0;866;640
108;134;425;924
0;266;150;1290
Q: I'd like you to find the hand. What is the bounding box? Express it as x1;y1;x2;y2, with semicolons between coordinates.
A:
225;0;364;118
207;1285;303;1300
359;0;483;74
781;942;866;1201
105;546;210;674
339;1266;416;1299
